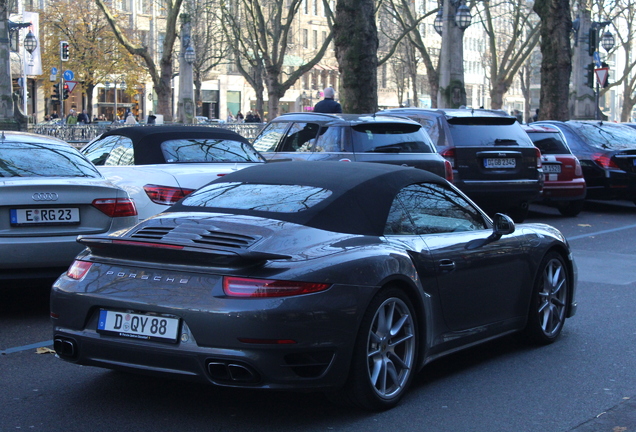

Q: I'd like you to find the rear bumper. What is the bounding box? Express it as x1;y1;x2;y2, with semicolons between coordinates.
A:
539;179;586;202
457;179;542;206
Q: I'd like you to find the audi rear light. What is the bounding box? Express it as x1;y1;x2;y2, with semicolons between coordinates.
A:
143;185;196;205
223;276;331;298
592;153;621;170
534;147;542;169
92;198;137;217
440;148;455;169
443;159;454;182
67;260;92;280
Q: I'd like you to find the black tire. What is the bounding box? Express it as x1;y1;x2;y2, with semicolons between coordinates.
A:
334;287;418;411
523;252;569;344
557;200;585;217
507;202;529;223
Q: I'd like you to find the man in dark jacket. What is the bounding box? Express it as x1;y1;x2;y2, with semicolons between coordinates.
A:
313;87;342;113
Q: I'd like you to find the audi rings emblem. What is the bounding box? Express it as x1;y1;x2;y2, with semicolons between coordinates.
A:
32;192;59;201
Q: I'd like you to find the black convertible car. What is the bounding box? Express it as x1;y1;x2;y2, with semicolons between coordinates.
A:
51;161;577;410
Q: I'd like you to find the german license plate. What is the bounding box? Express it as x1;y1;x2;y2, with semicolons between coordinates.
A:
543;164;561;173
10;208;80;225
484;158;516;168
97;310;180;343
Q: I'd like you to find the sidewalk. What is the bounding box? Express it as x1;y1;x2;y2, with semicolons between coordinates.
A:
570;397;636;431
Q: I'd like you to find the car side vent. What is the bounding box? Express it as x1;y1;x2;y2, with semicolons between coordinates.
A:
130;226;175;240
193;231;257;249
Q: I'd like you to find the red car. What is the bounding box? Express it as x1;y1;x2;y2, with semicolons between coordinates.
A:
523;124;586;216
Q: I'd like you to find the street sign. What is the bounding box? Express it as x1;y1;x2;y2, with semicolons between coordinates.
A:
65;81;78;94
63;70;74;81
51;67;58;75
595;67;609;87
593;51;602;68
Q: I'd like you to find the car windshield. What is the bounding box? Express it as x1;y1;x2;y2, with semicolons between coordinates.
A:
0;141;101;178
568;123;636;150
527;132;570;155
161;139;263;162
350;124;434;153
448;123;534;147
181;182;332;212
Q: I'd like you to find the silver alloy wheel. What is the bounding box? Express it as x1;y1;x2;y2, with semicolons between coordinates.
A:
538;258;567;336
366;297;416;399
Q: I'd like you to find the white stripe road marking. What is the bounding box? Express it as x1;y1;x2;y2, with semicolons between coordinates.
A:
1;340;53;355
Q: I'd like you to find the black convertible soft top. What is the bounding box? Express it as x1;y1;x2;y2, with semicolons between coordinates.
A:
99;126;251;165
170;161;449;236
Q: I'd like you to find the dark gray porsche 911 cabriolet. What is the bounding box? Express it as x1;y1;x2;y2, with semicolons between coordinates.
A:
51;161;577;411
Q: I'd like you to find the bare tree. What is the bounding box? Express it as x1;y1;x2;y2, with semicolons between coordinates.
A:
220;0;333;119
476;0;540;109
95;0;184;121
186;0;230;116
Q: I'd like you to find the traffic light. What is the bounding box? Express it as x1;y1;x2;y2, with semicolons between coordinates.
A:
63;84;70;100
585;63;595;88
588;30;598;56
51;84;60;103
60;41;69;61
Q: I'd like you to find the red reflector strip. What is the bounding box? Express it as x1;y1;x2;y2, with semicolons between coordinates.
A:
238;338;296;344
111;240;184;249
223;276;331;298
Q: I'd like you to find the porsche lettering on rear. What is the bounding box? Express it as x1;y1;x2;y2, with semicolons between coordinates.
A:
105;270;190;284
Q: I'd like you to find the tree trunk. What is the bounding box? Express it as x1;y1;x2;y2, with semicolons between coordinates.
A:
334;0;378;113
533;0;572;121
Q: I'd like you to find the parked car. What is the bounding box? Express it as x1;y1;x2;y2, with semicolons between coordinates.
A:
522;124;587;216
533;121;636;204
0;132;137;281
80;126;265;220
251;112;453;181
51;161;577;411
380;108;544;222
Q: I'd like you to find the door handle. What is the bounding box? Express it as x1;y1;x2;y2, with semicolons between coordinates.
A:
438;259;456;272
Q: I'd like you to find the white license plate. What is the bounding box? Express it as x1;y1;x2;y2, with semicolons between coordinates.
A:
10;208;80;225
484;158;516;168
543;164;562;173
97;310;180;343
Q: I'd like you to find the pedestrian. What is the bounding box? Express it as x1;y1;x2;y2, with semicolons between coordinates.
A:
50;110;59;119
236;111;244;122
245;111;255;122
513;109;523;123
313;87;342;113
227;112;235;122
147;111;157;124
251;112;261;123
125;112;138;124
532;108;539;122
77;109;90;124
66;109;78;125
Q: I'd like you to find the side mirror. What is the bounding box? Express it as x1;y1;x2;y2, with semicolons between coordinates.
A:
465;213;515;250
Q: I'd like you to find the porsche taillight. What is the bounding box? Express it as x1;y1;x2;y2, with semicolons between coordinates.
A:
92;198;137;217
67;260;92;280
143;185;196;205
223;276;331;298
444;159;454;182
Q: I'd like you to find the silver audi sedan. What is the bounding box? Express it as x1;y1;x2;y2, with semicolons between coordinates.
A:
0;131;138;281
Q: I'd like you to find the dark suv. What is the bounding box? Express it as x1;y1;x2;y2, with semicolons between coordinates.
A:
381;108;543;221
251;113;452;181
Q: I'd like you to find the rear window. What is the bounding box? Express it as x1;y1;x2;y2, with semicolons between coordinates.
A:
161;139;263;162
569;123;636;150
527;132;570;155
180;182;332;213
351;123;434;153
448;123;534;147
0;141;101;178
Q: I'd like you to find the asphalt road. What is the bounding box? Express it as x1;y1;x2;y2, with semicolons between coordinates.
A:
2;200;636;432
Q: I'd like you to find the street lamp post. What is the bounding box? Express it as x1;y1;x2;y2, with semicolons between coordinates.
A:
22;30;37;118
178;14;195;124
435;0;472;108
589;20;614;120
